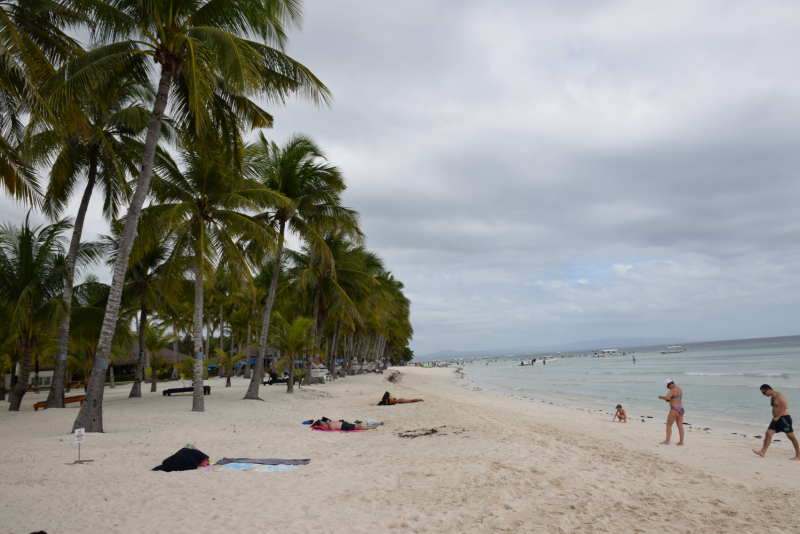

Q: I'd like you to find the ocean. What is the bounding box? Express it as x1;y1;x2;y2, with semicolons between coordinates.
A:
463;335;800;432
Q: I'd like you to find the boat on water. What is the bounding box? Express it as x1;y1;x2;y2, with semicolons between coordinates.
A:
543;358;557;362
661;345;686;354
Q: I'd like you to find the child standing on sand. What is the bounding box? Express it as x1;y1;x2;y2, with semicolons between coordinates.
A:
613;404;628;423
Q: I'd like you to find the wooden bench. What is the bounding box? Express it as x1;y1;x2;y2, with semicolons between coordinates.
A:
163;386;210;396
34;395;85;411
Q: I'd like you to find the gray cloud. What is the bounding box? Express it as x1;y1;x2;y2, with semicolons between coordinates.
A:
5;0;800;355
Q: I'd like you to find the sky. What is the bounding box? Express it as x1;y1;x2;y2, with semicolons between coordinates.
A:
5;0;800;356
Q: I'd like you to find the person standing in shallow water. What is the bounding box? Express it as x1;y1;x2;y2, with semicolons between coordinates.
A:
659;379;684;445
753;384;800;461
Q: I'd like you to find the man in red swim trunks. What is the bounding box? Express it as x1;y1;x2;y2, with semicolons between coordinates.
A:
753;384;800;460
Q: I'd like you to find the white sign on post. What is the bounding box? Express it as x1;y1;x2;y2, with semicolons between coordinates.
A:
74;428;85;444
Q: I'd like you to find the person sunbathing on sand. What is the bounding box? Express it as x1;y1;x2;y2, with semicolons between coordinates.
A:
658;379;684;445
373;391;424;406
312;419;380;431
753;384;800;460
613;404;628;423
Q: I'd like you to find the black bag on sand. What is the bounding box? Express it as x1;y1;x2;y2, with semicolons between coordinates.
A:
152;448;209;472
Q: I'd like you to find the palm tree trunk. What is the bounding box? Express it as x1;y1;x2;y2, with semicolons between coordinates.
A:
150;353;157;392
286;351;295;394
344;333;352;376
245;219;285;400
204;310;211;366
219;304;223;353
304;277;323;384
0;372;6;400
8;337;32;411
72;64;175;433
172;336;179;380
109;365;115;389
243;317;252;379
34;356;40;394
331;318;341;379
192;258;205;412
129;304;147;398
46;148;98;409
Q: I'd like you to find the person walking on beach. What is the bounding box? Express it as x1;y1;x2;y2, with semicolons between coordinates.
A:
753;384;800;460
658;379;684;445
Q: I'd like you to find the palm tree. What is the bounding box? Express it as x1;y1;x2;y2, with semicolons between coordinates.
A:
66;276;136;389
244;133;361;399
144;322;172;392
70;0;330;432
102;213;184;398
35;72;156;408
213;347;242;388
149;134;284;411
0;0;85;202
286;234;376;383
0;216;70;410
161;297;193;380
270;314;318;394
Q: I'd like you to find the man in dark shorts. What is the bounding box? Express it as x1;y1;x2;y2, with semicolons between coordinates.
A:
312;419;380;431
753;384;800;460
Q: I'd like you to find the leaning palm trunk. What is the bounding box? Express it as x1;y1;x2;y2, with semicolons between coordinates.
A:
72;66;175;433
191;259;205;411
9;338;33;411
129;304;147;398
109;365;115;388
45;156;97;408
245;220;285;400
243;317;252;379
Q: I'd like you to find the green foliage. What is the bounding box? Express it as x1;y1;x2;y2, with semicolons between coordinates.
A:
213;346;243;376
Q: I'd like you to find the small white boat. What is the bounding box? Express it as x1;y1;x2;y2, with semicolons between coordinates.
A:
543;358;557;362
660;345;686;354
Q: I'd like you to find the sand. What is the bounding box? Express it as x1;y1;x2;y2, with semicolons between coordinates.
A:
1;367;799;533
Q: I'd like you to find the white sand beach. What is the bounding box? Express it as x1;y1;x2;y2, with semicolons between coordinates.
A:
1;367;799;534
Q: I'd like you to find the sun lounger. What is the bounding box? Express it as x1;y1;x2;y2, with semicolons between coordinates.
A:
162;386;211;396
262;372;297;386
34;395;85;411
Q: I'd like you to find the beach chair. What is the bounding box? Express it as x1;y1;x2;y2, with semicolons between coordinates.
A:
34;395;85;411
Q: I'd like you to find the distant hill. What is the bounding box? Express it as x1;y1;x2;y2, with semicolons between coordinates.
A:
417;337;691;361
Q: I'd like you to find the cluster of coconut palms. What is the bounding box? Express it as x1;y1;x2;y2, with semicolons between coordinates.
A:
0;0;413;432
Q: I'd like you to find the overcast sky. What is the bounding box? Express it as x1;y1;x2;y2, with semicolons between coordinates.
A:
6;1;800;356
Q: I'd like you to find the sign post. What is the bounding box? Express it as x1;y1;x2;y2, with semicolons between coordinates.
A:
73;428;92;464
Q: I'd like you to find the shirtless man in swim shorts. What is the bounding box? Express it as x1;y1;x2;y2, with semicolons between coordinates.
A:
313;420;381;431
658;379;684;445
753;384;800;460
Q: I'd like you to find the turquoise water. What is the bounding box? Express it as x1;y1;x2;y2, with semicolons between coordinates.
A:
464;338;800;430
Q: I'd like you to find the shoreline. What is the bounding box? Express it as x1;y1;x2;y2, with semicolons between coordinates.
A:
1;367;799;533
464;367;771;439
